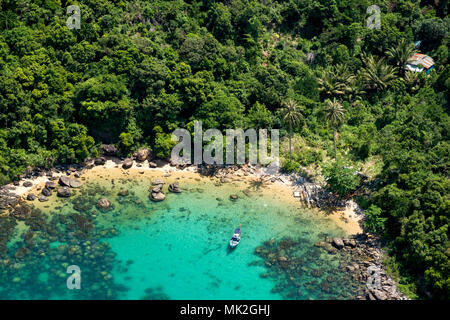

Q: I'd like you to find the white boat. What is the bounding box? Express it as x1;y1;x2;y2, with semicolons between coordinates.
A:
229;227;241;248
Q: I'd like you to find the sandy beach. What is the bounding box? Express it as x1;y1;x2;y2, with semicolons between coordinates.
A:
4;158;363;235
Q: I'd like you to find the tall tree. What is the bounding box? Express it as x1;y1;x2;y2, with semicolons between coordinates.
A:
324;98;345;160
280;99;302;161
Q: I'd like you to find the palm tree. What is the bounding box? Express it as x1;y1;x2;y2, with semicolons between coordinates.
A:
360;54;398;93
0;11;16;30
324;98;345;160
280;99;302;161
317;64;355;99
386;39;416;75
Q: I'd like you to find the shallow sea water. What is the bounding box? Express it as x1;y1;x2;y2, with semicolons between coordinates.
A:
0;170;363;300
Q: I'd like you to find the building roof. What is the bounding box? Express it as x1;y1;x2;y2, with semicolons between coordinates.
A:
407;53;435;69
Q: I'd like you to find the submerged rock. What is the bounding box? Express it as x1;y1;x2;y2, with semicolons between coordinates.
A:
41;188;52;197
69;179;82;188
57;187;71;197
150;191;165;202
229;194;239;201
38;195;49;202
11;205;32;220
118;189;129;197
96;198;111;210
168;182;181;193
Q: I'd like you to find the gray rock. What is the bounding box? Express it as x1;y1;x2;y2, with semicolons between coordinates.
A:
23;181;33;188
101;144;118;156
122;158;133;169
59;176;71;187
150;191;165;202
332;237;344;249
149;162;158;168
69;179;82;188
45;181;56;189
152;178;165;185
57;187;71;197
343;238;357;248
168;182;181;193
96;198;111;210
94;157;106;165
38;195;49;202
41;188;52;197
372;289;387;300
26;193;36;201
133;149;150;162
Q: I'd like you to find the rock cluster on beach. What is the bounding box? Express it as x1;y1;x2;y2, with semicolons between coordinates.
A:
149;178;166;202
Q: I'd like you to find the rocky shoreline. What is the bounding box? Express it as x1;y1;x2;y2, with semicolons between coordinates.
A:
314;234;409;300
0;149;409;300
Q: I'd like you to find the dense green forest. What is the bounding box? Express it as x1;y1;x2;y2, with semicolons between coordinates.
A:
0;0;448;299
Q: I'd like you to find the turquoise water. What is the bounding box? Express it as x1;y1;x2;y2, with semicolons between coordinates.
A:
0;172;363;299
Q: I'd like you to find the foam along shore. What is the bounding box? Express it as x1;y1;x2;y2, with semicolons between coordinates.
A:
1;157;363;235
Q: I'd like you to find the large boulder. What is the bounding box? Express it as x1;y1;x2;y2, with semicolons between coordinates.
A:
133;149;151;162
69;179;82;188
57;187;71;197
122;158;133;169
168;182;181;193
59;176;71;187
96;198;111;210
101;144;118;156
332;237;345;250
150;191;165;202
94;157;106;165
